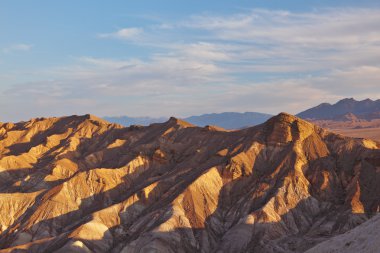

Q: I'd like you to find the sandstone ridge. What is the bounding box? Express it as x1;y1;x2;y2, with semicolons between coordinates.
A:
0;113;379;252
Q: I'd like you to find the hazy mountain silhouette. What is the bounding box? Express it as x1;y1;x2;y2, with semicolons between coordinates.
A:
295;98;380;142
105;98;380;131
297;98;380;120
184;111;272;129
103;116;167;126
104;112;272;130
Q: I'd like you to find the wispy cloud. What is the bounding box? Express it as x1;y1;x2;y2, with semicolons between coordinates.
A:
182;8;380;73
98;27;143;40
2;43;33;53
185;8;380;45
2;8;380;121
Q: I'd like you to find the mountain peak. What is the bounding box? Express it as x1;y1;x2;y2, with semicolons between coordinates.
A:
266;112;312;127
263;112;315;143
78;114;110;124
338;97;356;103
166;116;194;128
272;112;299;122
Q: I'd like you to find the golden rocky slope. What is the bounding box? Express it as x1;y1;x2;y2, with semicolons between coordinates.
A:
0;113;379;253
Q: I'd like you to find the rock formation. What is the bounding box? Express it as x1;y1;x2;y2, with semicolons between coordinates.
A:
0;113;378;252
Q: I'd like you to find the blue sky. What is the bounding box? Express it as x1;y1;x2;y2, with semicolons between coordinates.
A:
1;1;380;121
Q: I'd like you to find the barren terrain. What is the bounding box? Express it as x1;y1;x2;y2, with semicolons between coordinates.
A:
0;113;378;252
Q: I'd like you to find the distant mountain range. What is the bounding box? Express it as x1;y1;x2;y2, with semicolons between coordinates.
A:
296;98;380;120
296;98;380;142
103;116;167;126
104;98;380;130
104;112;273;129
183;112;273;129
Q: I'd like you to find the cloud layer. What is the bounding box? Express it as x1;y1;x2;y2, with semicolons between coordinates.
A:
1;8;380;121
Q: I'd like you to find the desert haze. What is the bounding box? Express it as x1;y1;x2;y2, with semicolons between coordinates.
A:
0;113;378;252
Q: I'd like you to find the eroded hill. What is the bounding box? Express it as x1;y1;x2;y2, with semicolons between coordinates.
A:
0;113;379;253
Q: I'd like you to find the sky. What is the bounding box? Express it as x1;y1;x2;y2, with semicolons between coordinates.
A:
1;0;380;122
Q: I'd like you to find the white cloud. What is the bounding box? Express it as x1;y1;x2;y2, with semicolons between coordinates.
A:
98;27;142;40
2;43;33;53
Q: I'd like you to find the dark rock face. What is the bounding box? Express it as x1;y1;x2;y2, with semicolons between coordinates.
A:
0;113;378;252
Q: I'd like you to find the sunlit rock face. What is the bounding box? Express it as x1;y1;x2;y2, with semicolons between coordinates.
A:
0;113;378;253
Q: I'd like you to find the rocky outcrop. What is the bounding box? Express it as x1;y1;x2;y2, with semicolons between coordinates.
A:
0;113;379;252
